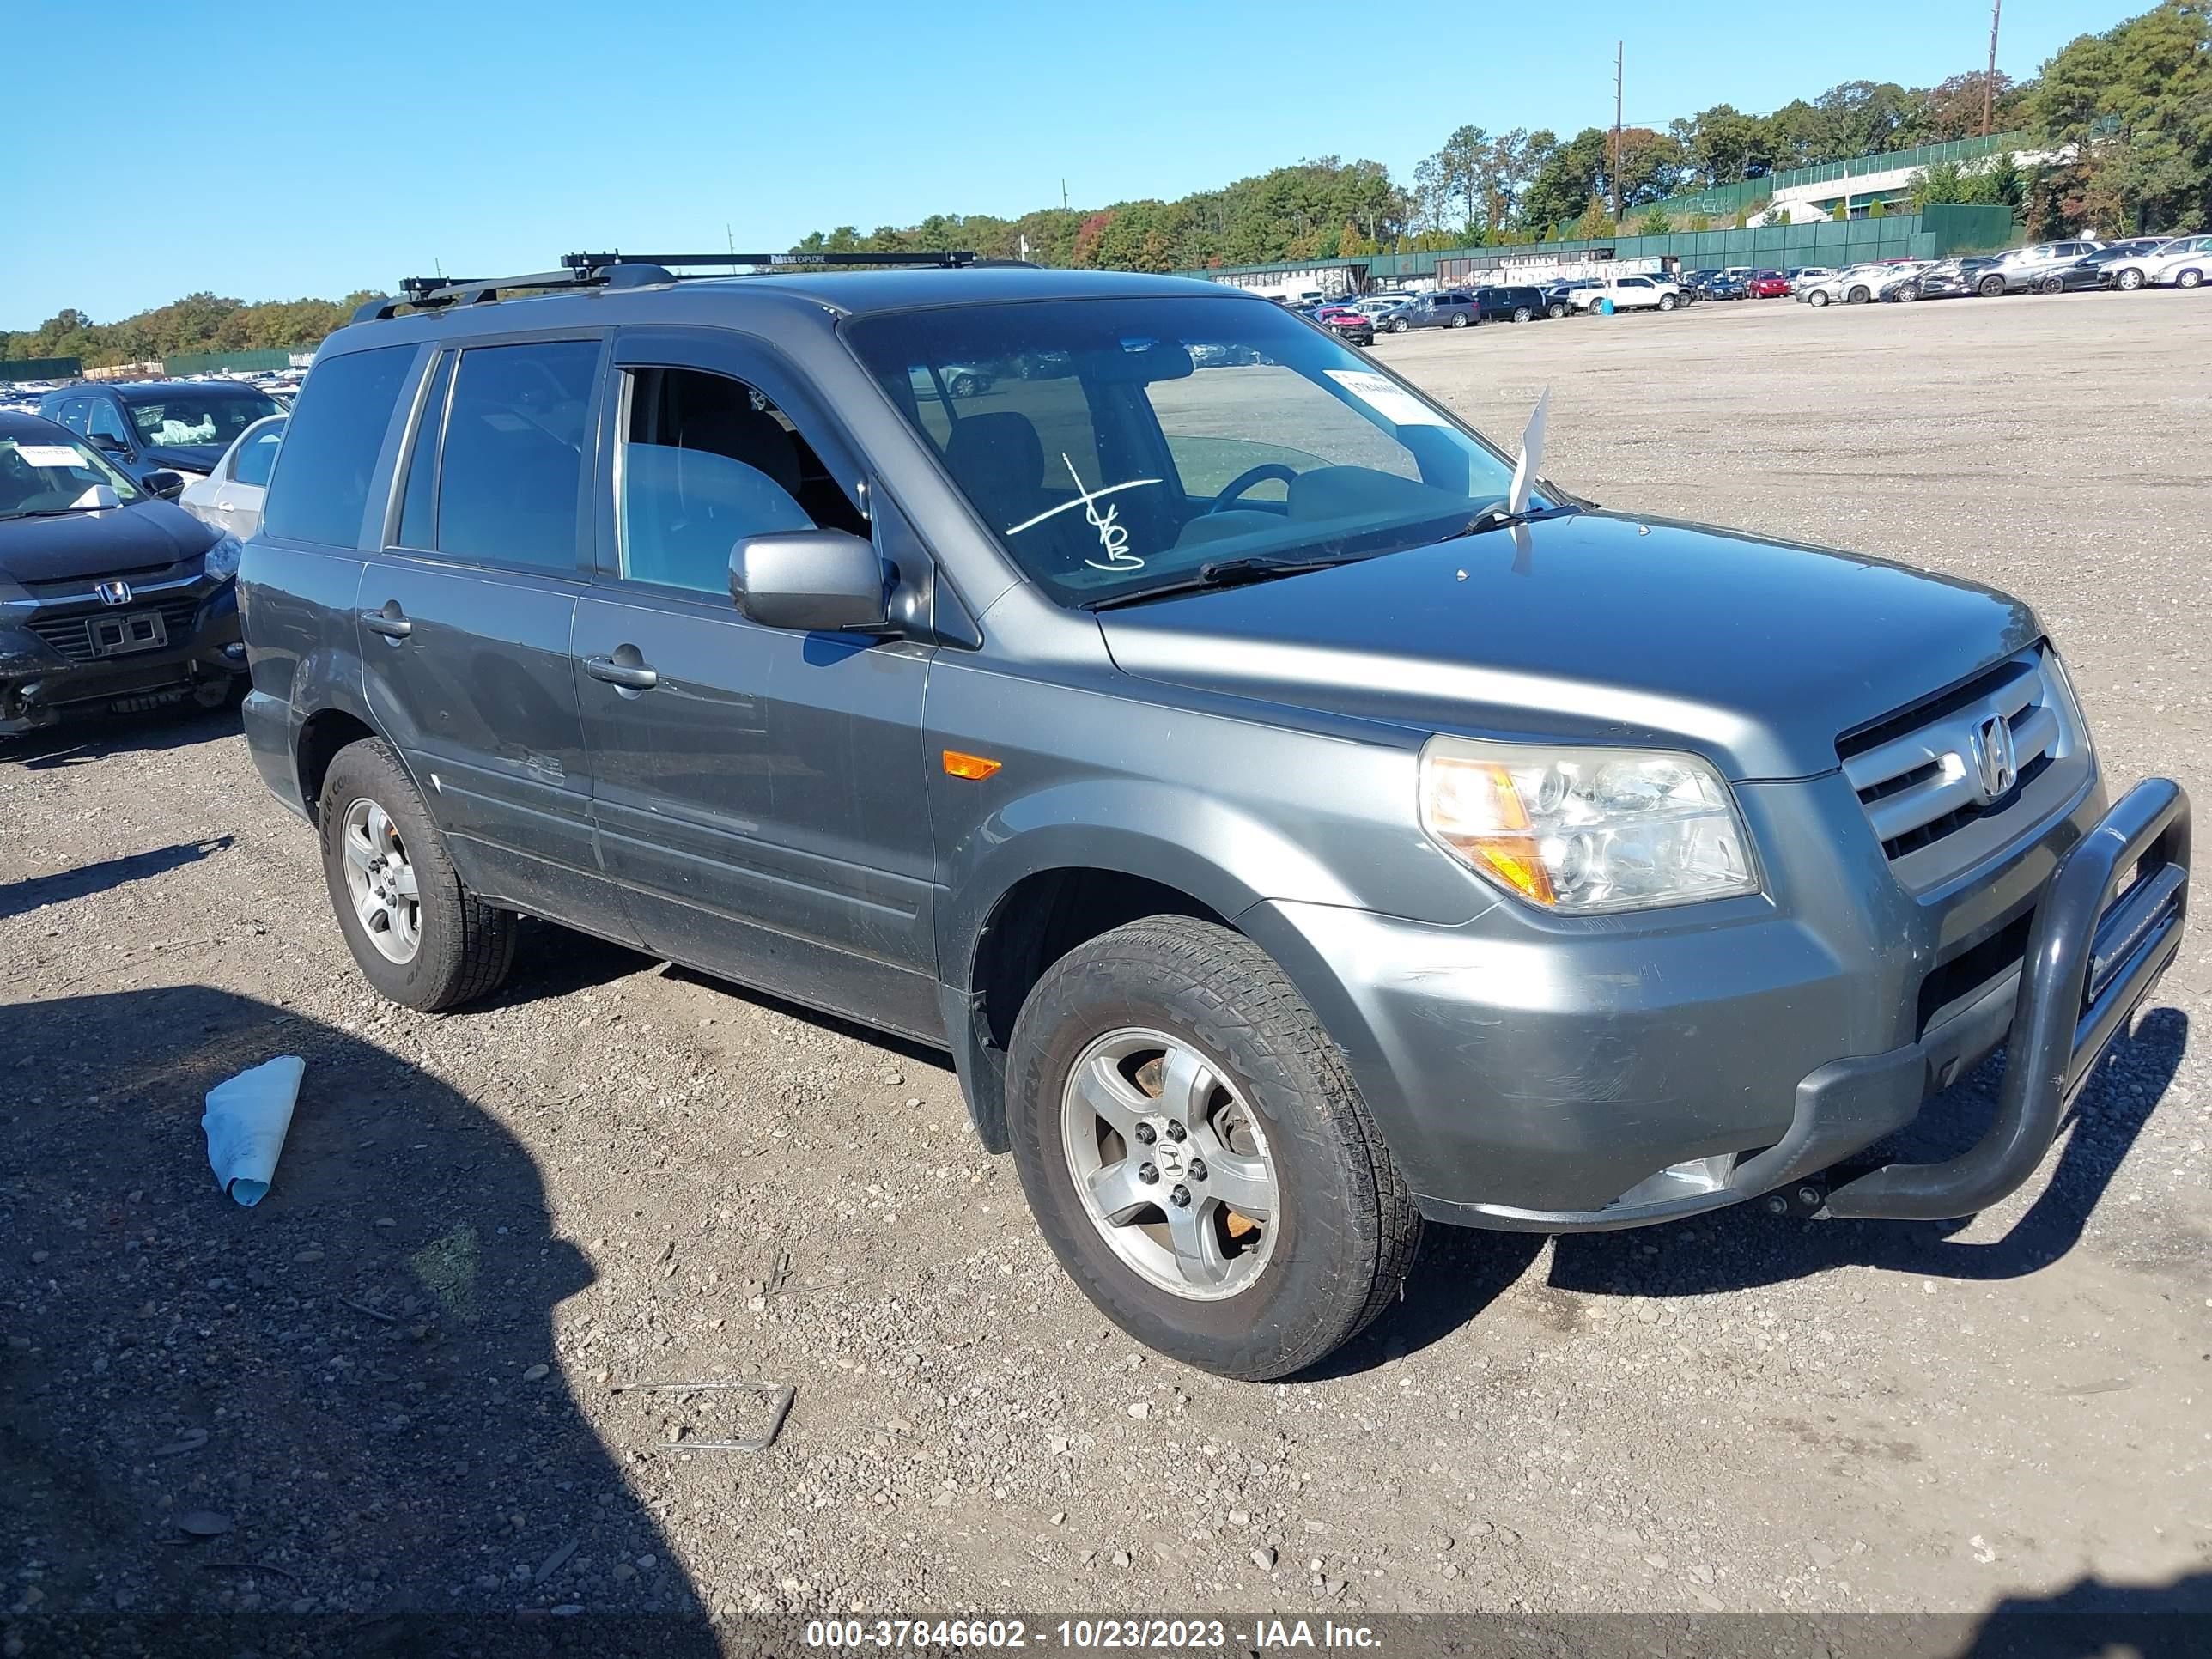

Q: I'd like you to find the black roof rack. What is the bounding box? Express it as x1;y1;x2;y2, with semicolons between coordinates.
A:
352;248;988;324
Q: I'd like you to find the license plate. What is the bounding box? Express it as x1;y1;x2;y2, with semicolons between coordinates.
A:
88;609;169;658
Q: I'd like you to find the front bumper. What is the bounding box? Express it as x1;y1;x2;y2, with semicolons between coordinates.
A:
0;577;241;732
1243;777;2189;1231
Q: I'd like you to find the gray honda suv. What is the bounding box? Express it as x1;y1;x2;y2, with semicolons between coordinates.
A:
238;252;2191;1380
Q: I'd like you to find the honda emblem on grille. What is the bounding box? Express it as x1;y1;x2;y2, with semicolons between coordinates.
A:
95;580;132;606
1972;713;2018;800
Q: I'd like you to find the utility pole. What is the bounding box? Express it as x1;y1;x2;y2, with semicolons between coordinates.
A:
1061;178;1069;213
1612;42;1624;224
1983;0;2002;136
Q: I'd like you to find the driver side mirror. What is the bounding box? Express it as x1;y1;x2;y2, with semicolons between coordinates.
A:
143;471;185;501
728;529;890;634
90;431;130;453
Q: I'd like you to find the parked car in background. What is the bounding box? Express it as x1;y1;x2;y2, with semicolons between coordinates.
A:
1382;290;1479;331
1540;281;1596;319
1571;275;1681;313
1800;264;1893;306
1972;240;2106;295
2098;234;2212;291
37;380;283;489
0;412;246;733
1748;271;1791;298
1700;274;1751;301
1322;309;1376;346
1471;285;1548;324
178;415;286;540
1789;267;1838;294
1879;258;1999;301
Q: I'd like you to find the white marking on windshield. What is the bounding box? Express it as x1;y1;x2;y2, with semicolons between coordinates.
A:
1002;474;1160;537
1063;454;1148;571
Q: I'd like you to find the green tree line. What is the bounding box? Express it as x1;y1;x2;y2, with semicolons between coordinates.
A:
9;3;2203;370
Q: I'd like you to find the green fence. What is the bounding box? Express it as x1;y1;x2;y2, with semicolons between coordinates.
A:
1200;206;2016;288
161;348;311;376
0;356;82;382
1644;131;2027;223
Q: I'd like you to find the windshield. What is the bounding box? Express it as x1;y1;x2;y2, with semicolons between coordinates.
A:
119;387;281;451
0;433;146;519
845;295;1522;607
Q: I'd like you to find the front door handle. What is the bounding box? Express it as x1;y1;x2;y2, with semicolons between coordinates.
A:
585;654;659;691
361;606;413;640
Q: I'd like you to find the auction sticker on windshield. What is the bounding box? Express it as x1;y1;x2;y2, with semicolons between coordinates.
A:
1324;368;1449;428
12;445;84;468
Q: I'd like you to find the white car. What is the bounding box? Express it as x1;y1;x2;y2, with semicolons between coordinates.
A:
2103;233;2212;291
1789;267;1838;295
1800;264;1899;307
1570;274;1682;313
178;413;285;540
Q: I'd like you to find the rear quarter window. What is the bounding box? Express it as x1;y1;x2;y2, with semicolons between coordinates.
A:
263;346;415;547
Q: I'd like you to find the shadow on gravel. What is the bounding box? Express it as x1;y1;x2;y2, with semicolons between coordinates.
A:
3;704;241;772
1303;1227;1546;1379
0;836;233;923
1954;1569;2212;1657
1547;1006;2191;1300
0;985;717;1656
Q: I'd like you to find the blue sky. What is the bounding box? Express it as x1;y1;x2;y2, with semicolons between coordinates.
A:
1;0;2136;329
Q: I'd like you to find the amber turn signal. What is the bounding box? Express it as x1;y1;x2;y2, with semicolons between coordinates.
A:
942;750;1002;780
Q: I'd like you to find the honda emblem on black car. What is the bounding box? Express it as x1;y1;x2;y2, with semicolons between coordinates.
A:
96;580;133;606
1973;712;2018;800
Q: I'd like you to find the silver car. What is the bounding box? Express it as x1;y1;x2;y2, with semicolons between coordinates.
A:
178;414;286;539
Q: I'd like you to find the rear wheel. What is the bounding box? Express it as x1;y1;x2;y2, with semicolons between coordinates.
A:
1511;307;1532;323
1547;302;1568;319
1449;312;1469;328
318;738;515;1011
948;371;980;398
1006;916;1419;1381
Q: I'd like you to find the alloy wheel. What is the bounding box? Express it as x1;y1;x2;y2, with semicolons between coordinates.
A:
341;797;422;964
1060;1027;1279;1301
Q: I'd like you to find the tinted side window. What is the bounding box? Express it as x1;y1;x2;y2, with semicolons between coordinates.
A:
395;350;455;550
87;400;129;444
434;341;599;571
262;345;413;547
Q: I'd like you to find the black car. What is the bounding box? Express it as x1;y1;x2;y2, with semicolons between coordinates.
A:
1540;280;1598;319
0;413;246;734
2075;239;2178;288
1698;274;1751;301
37;380;284;491
1471;284;1548;324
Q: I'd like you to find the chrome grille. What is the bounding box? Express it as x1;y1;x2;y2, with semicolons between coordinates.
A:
1839;648;2075;861
24;598;204;664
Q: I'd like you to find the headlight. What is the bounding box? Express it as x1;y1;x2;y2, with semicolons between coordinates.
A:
204;534;245;580
1419;736;1761;914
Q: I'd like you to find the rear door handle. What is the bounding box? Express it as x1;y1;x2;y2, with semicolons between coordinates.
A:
361;608;413;640
585;654;659;691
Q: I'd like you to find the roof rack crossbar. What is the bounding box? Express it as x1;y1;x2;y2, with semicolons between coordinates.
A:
350;247;989;324
563;250;977;272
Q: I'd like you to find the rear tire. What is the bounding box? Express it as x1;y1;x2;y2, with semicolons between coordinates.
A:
318;738;515;1012
1449;313;1469;328
1511;307;1532;323
1006;916;1420;1381
1547;302;1568;319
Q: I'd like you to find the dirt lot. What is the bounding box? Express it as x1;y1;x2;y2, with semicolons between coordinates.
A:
4;291;2209;1638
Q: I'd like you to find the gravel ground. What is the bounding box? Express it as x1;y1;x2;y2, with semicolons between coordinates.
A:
3;289;2209;1642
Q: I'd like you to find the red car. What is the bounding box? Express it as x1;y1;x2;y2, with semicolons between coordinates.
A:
1318;308;1375;345
1748;271;1791;298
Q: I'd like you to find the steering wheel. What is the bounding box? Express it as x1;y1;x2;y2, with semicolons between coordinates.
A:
1206;463;1298;514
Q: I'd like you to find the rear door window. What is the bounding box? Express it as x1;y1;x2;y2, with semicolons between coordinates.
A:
432;340;600;572
263;344;414;548
232;421;286;488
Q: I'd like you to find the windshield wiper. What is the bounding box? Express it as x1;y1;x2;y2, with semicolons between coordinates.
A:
11;505;109;519
1461;501;1585;538
1086;552;1365;610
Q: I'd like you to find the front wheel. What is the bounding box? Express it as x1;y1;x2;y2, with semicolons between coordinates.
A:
1449;312;1469;328
1006;916;1420;1380
318;738;516;1011
2117;268;2146;291
2039;276;2064;295
1547;302;1568;319
1808;289;1832;307
1657;293;1677;311
1846;286;1869;304
1390;316;1409;332
1978;276;2006;296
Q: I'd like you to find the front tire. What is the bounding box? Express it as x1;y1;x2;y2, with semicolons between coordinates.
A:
1809;289;1832;307
1657;292;1677;311
1390;316;1409;333
1547;302;1568;319
1006;916;1419;1381
2117;267;2145;291
318;738;515;1011
1978;275;2005;296
2039;276;2064;295
1449;312;1469;328
2179;268;2205;289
